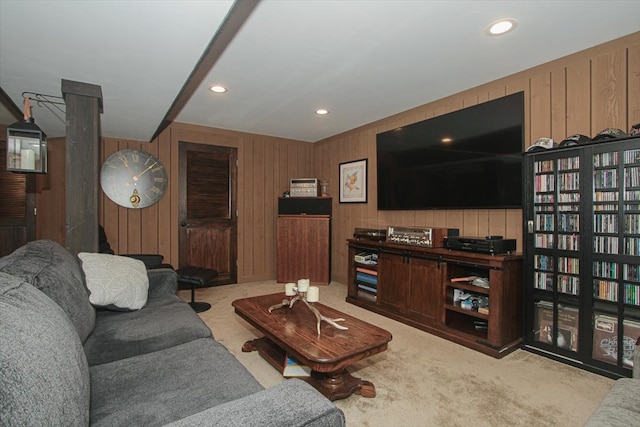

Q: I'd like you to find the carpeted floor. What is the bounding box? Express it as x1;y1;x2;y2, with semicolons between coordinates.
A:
178;281;612;427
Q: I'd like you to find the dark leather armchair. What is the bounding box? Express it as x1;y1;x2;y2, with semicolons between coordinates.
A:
98;225;173;270
99;225;215;312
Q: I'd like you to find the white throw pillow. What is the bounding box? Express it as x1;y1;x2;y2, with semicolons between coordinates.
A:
78;252;149;311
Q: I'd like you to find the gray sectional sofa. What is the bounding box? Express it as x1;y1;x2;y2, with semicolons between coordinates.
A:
0;240;345;426
584;340;640;427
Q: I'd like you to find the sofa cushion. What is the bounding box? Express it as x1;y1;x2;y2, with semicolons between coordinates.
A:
584;378;640;427
0;239;96;342
84;294;213;366
89;338;264;426
78;252;149;311
0;272;90;426
165;379;346;427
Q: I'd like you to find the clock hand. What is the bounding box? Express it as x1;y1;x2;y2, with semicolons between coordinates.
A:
125;162;157;186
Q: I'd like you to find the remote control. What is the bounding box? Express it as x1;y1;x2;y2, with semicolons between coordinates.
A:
485;235;503;240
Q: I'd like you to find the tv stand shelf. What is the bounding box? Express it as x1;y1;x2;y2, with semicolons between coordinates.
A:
347;239;523;358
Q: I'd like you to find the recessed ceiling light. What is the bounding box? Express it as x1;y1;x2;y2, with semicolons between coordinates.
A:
315;109;329;115
209;85;227;93
486;18;517;36
441;137;453;143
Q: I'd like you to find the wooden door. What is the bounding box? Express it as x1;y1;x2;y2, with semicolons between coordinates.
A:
178;142;237;285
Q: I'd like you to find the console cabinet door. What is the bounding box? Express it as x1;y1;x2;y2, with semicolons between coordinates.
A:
276;215;330;285
408;257;442;324
378;251;441;323
377;251;409;312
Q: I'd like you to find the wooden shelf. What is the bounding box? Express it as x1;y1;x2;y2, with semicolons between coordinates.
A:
446;280;489;295
445;304;489;321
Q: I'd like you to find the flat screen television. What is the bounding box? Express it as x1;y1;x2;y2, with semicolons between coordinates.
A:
377;91;524;210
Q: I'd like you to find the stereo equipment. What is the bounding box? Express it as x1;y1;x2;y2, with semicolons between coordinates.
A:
278;197;331;216
353;228;387;242
444;236;516;255
289;178;320;197
386;226;458;248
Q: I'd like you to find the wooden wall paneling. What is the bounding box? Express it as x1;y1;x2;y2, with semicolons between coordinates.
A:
239;136;251;278
35;137;66;244
630;43;640;127
550;67;568;141
241;135;255;279
462;93;480;109
127;199;142;253
506;78;529;145
252;137;267;279
156;129;172;264
463;210;480;237
274;141;286;196
476;209;490;238
333;136;350;276
445;210;463;233
115;141;129;253
487;210;507;239
506;209;523;252
530;72;552;141
99;138;119;251
565;59;591;136
122;141;139;254
264;137;277;279
139;141;159;255
169;127;180;267
591;48;627;132
235;138;246;280
487;86;508;103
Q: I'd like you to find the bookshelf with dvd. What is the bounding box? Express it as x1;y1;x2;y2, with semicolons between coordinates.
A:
523;135;640;378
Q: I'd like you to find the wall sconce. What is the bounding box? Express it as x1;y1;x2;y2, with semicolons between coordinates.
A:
6;97;47;173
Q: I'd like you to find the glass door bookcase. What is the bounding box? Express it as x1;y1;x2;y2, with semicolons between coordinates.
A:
523;135;640;378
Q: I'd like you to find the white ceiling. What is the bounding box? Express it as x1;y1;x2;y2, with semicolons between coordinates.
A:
1;0;639;143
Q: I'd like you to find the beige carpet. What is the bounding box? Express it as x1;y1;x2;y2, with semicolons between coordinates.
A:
178;281;612;427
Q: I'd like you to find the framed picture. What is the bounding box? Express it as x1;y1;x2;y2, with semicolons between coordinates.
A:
339;158;367;203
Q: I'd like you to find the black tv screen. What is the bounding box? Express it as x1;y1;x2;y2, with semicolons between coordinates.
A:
377;92;524;210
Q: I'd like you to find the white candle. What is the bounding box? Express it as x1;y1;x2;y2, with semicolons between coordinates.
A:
20;149;35;170
284;282;296;296
297;278;309;292
306;286;319;302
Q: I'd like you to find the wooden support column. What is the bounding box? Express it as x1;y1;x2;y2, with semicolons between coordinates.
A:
61;79;103;256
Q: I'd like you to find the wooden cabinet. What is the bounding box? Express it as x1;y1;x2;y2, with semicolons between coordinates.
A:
277;215;330;285
347;240;522;358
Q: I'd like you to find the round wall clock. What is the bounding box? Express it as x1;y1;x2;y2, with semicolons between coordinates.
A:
100;149;168;209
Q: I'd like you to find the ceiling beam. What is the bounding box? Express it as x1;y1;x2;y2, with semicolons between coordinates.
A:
149;0;260;142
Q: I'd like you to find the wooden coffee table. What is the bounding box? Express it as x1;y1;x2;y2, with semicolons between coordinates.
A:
232;293;392;401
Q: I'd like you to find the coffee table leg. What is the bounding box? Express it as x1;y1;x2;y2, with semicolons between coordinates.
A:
242;337;377;401
241;339;260;353
308;369;376;401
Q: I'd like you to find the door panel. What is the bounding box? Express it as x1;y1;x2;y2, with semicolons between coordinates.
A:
276;215;330;285
179;142;237;285
408;257;442;323
377;251;410;312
